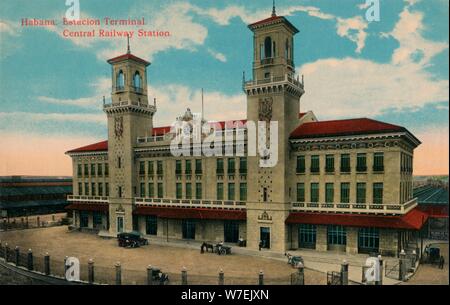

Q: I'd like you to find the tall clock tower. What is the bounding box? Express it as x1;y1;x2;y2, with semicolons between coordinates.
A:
103;44;156;235
243;6;305;252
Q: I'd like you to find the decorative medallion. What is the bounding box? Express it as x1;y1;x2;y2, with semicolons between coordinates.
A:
258;97;273;122
258;211;272;221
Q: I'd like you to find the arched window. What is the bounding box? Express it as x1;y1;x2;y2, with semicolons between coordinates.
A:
285;39;290;59
273;41;276;57
133;71;142;89
116;70;124;89
264;37;272;59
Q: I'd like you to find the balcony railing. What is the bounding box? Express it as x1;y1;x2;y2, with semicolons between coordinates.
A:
67;195;109;203
103;100;156;111
291;198;418;215
135;197;246;210
244;73;304;89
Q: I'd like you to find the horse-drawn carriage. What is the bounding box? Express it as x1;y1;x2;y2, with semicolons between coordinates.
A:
201;242;232;255
422;245;445;269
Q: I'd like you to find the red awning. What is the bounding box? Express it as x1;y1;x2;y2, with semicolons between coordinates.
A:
285;207;428;230
65;203;109;212
133;206;246;220
418;205;449;218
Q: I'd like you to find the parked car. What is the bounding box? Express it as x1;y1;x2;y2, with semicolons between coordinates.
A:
117;231;148;248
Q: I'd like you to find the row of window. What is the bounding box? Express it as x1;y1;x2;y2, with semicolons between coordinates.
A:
296;153;384;174
174;159;203;175
77;163;109;177
216;158;247;174
78;182;110;197
115;70;142;91
138;160;164;175
296;182;384;204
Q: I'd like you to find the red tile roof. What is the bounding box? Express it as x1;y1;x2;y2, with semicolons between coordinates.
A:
65;203;109;212
107;53;150;66
153;126;171;136
285;207;428;230
248;15;299;33
290;118;411;139
133;206;246;220
66;140;108;154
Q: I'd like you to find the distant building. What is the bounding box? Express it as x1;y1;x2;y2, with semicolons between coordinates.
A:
0;176;72;218
66;8;427;256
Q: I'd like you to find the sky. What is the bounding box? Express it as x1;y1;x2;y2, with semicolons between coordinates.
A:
0;0;448;176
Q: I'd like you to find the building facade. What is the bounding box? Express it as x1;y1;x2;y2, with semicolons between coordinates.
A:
66;10;427;256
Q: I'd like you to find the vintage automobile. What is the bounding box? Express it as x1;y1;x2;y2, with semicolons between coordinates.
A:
150;268;169;285
117;231;149;248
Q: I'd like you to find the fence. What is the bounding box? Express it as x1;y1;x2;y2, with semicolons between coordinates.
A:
0;214;70;232
0;241;312;285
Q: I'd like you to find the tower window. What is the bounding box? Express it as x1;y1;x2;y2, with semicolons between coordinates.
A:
285;39;290;59
116;70;124;90
273;41;276;57
133;71;142;90
264;37;272;59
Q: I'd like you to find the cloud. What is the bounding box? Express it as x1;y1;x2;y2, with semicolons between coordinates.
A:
0;111;105;124
207;48;227;62
0;19;22;58
298;1;449;119
0;20;20;36
336;16;368;53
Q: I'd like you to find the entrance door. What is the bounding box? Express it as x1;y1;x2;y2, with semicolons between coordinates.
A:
182;219;196;239
358;227;379;254
117;216;124;233
260;227;270;249
80;212;89;228
224;220;239;243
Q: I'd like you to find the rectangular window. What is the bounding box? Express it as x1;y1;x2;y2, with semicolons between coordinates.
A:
97;163;103;176
185;160;192;174
325;183;334;203
340;183;350;203
239;157;247;174
325;155;335;173
296;183;305;202
105;183;109;196
148;183;154;198
340;154;351;173
148;161;154;176
146;216;157;235
140;183;145;197
85;182;89;196
77;164;82;177
195;183;202;199
239;183;247;201
228;183;235;200
357;183;366;203
91;183;96;196
93;212;103;228
216;158;224;174
84;164;89;176
373;183;383;204
91;164;96;176
310;155;320;173
310;183;319;203
185;183;192;199
195;159;202;174
157;161;163;175
217;183;224;200
98;183;103;196
105;163;109;176
176;183;182;199
327;225;347;245
139;161;145;175
175;160;182;175
296;156;305;174
373;153;384;172
357;153;367;172
228;158;235;174
78;182;82;195
157;183;163;198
